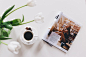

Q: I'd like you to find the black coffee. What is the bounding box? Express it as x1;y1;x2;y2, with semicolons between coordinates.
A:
24;31;33;40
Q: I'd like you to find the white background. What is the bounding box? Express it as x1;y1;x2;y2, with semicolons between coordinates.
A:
0;0;86;57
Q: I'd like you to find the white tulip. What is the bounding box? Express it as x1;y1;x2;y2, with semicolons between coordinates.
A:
34;12;44;23
7;41;21;54
27;0;36;7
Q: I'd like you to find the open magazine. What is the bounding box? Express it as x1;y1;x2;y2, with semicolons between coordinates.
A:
42;12;81;53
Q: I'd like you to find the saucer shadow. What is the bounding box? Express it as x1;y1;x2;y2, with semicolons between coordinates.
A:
17;36;34;49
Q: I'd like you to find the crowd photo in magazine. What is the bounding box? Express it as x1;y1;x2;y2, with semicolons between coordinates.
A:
44;13;81;52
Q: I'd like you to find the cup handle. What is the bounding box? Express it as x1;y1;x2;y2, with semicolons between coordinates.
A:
34;35;38;39
34;35;38;38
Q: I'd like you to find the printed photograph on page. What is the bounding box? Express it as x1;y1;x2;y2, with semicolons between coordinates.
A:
46;14;81;51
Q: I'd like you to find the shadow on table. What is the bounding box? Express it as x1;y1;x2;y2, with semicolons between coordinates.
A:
16;37;34;56
15;36;46;56
37;40;45;51
9;28;19;41
32;39;46;55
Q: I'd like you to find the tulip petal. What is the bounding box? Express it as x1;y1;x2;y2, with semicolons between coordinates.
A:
27;0;36;7
34;12;44;23
8;41;21;54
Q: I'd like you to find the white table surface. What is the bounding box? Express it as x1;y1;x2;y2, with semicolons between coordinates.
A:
0;0;86;57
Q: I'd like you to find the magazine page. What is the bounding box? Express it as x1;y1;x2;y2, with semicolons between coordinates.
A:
43;12;81;53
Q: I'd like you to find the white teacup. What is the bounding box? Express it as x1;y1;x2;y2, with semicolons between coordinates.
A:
20;26;38;45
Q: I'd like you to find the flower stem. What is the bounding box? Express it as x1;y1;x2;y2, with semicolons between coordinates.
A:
1;41;8;45
5;4;27;18
21;20;34;25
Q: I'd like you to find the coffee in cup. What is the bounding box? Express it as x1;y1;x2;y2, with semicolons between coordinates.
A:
24;31;33;41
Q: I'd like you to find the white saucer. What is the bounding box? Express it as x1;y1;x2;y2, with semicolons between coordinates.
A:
20;26;38;45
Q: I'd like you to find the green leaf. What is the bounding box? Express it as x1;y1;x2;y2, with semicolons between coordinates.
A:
0;33;11;40
8;19;22;26
0;35;4;38
5;24;13;30
2;28;11;37
4;21;12;24
11;19;22;26
0;17;1;20
22;15;24;22
0;38;11;40
1;5;15;20
0;40;1;44
0;28;2;35
3;22;13;30
0;16;2;24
